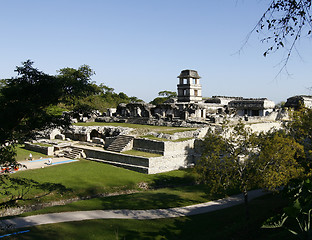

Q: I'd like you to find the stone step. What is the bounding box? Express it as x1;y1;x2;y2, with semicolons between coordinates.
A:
87;158;148;174
62;148;84;159
107;135;134;152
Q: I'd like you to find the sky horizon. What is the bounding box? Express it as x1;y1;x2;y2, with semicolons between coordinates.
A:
1;0;312;104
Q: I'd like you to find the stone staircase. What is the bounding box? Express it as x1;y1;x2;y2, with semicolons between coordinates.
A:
106;135;134;152
62;148;84;159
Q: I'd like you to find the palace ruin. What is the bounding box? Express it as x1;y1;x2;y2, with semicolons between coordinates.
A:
26;69;291;174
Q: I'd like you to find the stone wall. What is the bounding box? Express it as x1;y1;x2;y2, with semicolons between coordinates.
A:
78;138;198;174
246;122;283;133
24;142;54;156
148;127;209;140
133;138;165;155
80;147;150;167
163;139;195;156
148;153;194;174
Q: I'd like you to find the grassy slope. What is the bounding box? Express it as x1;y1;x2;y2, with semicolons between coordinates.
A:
5;153;293;239
10;159;195;204
15;194;292;240
19;184;214;216
16;145;48;162
13;160;149;196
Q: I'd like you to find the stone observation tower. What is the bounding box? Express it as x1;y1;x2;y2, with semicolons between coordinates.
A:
177;69;202;103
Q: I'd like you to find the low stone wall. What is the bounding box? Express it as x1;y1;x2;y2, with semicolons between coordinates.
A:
133;138;165;155
148;127;209;140
79;146;150;167
246;122;283;133
76;138;197;174
148;153;194;174
163;139;195;156
24;142;54;156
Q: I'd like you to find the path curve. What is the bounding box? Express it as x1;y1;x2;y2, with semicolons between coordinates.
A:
2;189;267;229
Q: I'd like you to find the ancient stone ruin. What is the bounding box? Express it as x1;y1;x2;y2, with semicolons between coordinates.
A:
25;69;302;174
104;69;279;126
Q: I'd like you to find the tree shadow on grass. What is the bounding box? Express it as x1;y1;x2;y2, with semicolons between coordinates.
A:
9;194;294;240
122;194;295;240
149;170;196;189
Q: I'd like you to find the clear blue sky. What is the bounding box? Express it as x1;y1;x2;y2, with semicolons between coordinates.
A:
1;0;312;104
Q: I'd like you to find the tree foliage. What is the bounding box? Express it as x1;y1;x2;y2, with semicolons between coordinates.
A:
286;108;312;174
252;0;312;73
150;90;177;105
71;83;143;114
256;131;304;190
195;121;303;219
263;178;312;239
0;60;96;166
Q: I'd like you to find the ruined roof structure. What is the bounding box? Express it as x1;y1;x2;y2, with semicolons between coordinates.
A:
228;98;275;110
177;69;201;79
285;95;312;109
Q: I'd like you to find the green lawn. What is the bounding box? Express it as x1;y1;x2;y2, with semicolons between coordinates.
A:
8;159;195;206
13;159;150;196
16;145;49;161
122;149;162;157
10;194;293;240
19;184;214;217
1;157;294;239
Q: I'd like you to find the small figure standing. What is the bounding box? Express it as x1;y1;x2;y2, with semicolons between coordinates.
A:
48;158;52;165
29;153;33;161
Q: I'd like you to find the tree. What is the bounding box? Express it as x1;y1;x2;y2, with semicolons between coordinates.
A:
286;108;312;174
262;178;312;239
249;0;312;73
0;60;96;167
195;121;303;219
256;131;304;190
56;65;98;106
150;90;177;105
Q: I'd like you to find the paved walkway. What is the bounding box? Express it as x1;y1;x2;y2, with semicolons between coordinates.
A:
2;189;267;229
17;158;79;171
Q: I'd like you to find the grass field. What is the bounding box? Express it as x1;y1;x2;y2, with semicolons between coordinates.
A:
8;194;293;240
122;149;162;158
3;148;294;239
8;159;195;206
19;184;215;217
16;145;49;162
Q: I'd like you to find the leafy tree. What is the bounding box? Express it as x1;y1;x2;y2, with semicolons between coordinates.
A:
56;65;98;106
263;178;312;239
0;60;96;166
195;129;234;193
286;108;312;174
247;0;312;73
256;131;304;190
158;90;177;98
195;121;303;219
150;90;177;105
